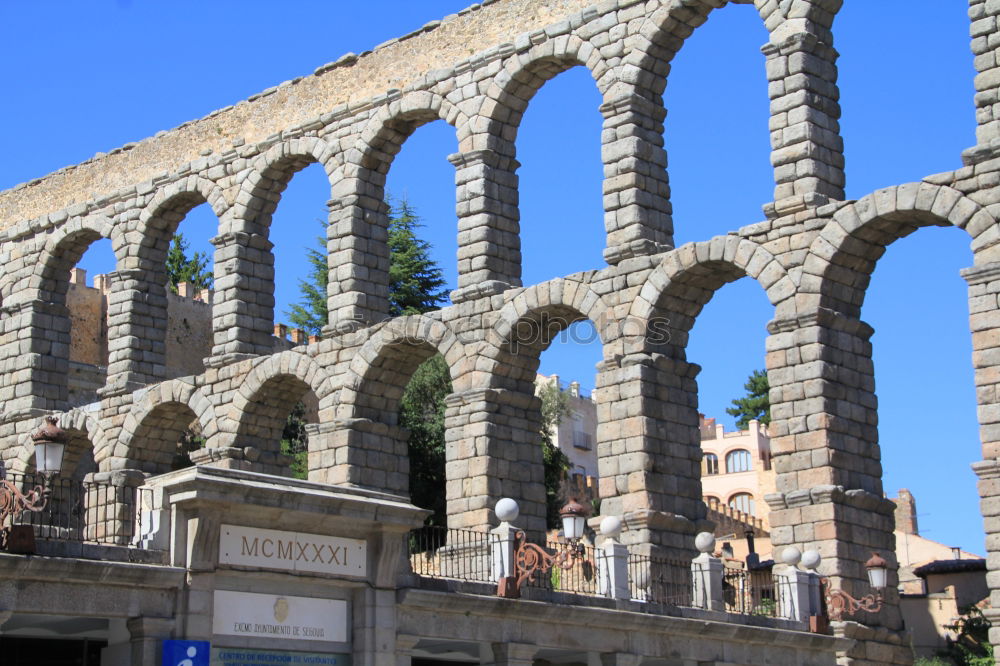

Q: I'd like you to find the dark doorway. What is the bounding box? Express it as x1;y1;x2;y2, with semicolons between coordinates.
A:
0;637;106;666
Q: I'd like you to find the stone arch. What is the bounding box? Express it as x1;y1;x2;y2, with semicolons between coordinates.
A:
325;92;469;327
229;136;339;236
118;380;219;474
227;351;336;461
337;314;472;423
478;36;608;155
28;214;117;305
624;0;845;212
486;278;619;391
58;408;109;480
629;236;795;357
803;183;994;318
134;176;229;270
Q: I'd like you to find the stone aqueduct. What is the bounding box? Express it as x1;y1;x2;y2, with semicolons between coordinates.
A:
0;0;998;649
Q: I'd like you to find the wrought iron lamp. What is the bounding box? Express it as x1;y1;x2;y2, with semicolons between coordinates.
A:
509;497;592;593
1;416;66;552
822;552;890;620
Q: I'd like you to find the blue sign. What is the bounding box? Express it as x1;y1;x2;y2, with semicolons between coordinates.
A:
163;640;211;666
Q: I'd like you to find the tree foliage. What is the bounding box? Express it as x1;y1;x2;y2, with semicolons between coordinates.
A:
400;354;452;526
726;369;770;429
538;381;572;529
285;225;328;335
387;199;449;316
165;233;213;293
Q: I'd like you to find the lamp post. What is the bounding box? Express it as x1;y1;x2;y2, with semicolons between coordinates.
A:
508;497;592;594
1;416;66;552
822;552;890;621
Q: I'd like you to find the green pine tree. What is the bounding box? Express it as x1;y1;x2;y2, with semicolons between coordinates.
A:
726;369;771;429
387;199;448;316
286;225;328;335
165;233;213;292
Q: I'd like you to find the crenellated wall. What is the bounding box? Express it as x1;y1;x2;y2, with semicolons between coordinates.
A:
0;2;996;663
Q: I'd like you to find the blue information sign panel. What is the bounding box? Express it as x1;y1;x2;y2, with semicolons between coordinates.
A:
163;640;211;666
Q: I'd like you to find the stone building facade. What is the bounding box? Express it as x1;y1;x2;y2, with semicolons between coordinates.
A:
0;0;998;664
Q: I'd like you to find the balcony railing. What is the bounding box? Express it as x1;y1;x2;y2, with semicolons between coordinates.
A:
723;566;777;616
406;526;782;619
408;525;498;583
627;552;694;607
5;471;157;549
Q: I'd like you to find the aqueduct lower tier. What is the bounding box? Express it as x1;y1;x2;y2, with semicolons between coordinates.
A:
3;0;1000;663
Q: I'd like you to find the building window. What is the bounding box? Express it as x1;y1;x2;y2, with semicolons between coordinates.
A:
703;453;719;475
705;495;721;509
725;449;752;473
729;493;755;516
572;431;592;450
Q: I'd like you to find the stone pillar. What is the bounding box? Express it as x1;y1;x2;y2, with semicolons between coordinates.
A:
600;93;673;265
964;262;1000;645
104;269;168;391
126;616;174;666
774;564;813;622
0;299;70;419
761;31;845;219
491;519;518;582
597;536;630;600
313;418;408;496
84;469;146;546
444;388;545;537
595;354;708;561
325;195;390;333
691;552;724;612
450;149;522;303
489;643;537;666
765;308;901;631
967;0;1000;162
208;231;275;363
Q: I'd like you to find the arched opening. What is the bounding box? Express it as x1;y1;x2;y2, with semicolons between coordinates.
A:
837;1;972;198
534;319;603;531
270;161;337;340
127;402;202;476
638;244;779;557
137;193;218;381
653;3;771;243
336;324;462;528
488;287;614;537
515;65;604;282
383;120;458;302
236;374;320;478
862;226;982;589
66;237;115;406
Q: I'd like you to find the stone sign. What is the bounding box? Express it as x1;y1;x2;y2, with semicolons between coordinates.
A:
219;524;366;576
213;590;348;643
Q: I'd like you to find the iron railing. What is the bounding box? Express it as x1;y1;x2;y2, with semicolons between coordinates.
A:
521;539;601;596
723;566;777;616
5;471;154;548
627;553;694;607
408;526;781;617
408;525;498;583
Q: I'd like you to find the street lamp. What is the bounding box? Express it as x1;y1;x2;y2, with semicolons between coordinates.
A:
507;497;593;595
822;551;890;621
1;416;66;552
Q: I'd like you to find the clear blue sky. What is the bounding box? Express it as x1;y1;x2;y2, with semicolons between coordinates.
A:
0;2;983;552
